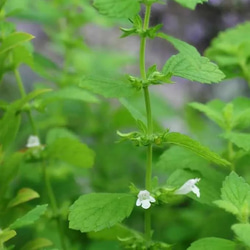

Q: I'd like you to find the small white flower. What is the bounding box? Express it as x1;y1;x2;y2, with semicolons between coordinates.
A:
136;190;156;209
26;135;41;148
175;178;201;198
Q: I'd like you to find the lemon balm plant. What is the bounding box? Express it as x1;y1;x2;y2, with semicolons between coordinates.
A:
66;0;250;249
1;0;250;249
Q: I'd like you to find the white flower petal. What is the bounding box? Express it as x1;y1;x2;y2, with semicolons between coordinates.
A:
136;198;142;206
141;200;151;209
175;178;200;197
26;135;41;148
191;185;200;198
136;190;155;209
149;196;156;202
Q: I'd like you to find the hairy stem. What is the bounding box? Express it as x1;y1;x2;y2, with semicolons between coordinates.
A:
140;4;153;243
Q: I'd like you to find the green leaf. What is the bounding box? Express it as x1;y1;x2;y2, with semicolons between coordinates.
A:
21;238;53;250
93;0;140;18
88;224;136;241
35;86;99;110
47;138;95;168
119;97;147;125
232;223;250;247
9;204;48;229
0;230;16;244
190;97;250;130
0;32;34;54
173;0;208;10
0;0;8;10
0;153;23;201
214;172;250;220
156;147;225;203
205;21;250;81
8;188;40;207
12;44;34;68
163;132;230;166
158;33;225;83
45;127;79;145
189;100;225;129
163;53;224;83
0;89;51;150
187;237;237;250
222;132;250;151
69;193;136;232
79;75;135;98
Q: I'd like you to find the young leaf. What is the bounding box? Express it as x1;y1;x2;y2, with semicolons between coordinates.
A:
79;76;135;98
47;137;95;168
69;193;136;232
190;97;250;130
93;0;140;18
214;172;250;220
205;22;250;81
0;32;34;54
21;238;53;250
9;204;48;229
222;132;250;152
173;0;208;10
231;224;250;247
8;188;40;207
187;237;237;250
163;132;230;166
158;33;225;83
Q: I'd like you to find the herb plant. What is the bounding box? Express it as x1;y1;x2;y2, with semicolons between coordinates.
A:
1;0;250;249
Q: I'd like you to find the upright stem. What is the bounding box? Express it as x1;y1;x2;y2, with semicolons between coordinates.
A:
14;68;38;135
42;162;67;250
140;4;153;243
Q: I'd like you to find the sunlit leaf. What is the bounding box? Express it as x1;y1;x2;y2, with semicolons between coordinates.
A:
0;32;34;54
0;230;16;244
21;238;53;250
8;188;40;207
232;224;250;247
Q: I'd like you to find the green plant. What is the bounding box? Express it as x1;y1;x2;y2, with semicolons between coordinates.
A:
1;0;250;249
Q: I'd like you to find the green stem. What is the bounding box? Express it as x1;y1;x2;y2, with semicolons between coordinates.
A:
14;68;38;135
140;4;153;244
14;68;26;98
228;140;235;171
42;162;67;250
